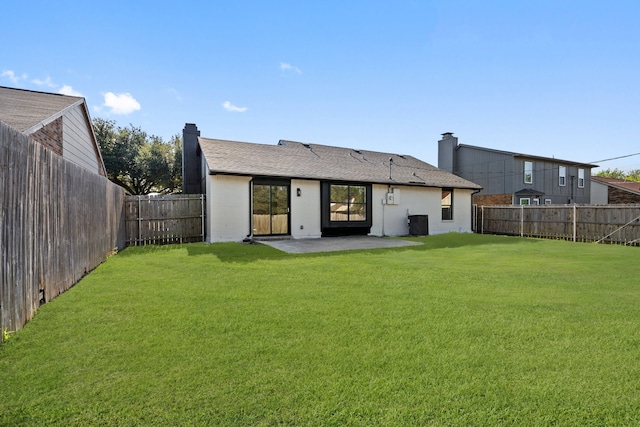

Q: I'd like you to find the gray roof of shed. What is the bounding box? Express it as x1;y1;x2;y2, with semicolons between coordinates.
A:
199;137;482;189
0;86;84;133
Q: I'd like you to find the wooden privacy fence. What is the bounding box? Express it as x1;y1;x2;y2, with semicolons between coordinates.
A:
125;194;205;245
475;204;640;245
1;122;126;338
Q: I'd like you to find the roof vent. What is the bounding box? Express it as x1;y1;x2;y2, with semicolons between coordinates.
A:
303;143;311;149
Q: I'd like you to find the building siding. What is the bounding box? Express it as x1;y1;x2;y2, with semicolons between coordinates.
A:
206;175;252;243
448;145;592;205
62;105;102;175
290;180;322;239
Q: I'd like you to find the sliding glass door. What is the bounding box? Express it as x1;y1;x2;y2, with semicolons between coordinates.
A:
252;182;289;236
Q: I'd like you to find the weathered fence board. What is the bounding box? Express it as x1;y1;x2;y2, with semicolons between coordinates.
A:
124;194;204;245
475;205;640;245
1;122;126;339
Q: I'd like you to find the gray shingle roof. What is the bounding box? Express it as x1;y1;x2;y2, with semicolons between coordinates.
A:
0;86;83;132
592;176;640;195
199;137;482;189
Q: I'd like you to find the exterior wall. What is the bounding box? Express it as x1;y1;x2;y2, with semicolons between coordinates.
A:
455;146;515;196
434;188;473;234
590;181;609;205
62;105;103;175
30;117;63;155
451;145;592;204
290;179;322;239
608;187;640;204
514;157;591;205
473;193;512;206
370;185;474;236
205;175;251;242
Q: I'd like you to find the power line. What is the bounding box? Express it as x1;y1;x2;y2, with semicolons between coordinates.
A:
589;152;640;164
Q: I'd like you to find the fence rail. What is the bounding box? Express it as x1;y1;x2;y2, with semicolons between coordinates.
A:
1;122;125;338
124;194;205;245
475;204;640;245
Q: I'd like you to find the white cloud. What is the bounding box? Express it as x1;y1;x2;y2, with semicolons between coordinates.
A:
1;70;27;84
32;76;56;88
222;101;248;113
165;87;183;101
59;85;83;97
280;62;302;74
103;92;141;115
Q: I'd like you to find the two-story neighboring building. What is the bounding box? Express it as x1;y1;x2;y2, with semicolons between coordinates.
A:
438;132;597;205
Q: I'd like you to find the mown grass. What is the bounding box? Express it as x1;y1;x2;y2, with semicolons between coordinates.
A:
1;233;640;426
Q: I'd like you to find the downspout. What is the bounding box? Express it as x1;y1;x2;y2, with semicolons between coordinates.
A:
245;179;254;243
471;189;482;233
381;197;386;236
570;175;575;204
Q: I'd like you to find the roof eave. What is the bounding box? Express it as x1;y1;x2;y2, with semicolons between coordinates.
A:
208;169;482;189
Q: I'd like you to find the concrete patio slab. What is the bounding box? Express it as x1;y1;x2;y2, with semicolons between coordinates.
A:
257;236;423;254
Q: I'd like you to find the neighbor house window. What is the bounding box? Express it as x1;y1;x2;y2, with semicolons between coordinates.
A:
524;161;533;184
559;166;566;186
520;198;530;205
578;169;585;188
544;199;552;205
329;184;367;221
441;188;453;220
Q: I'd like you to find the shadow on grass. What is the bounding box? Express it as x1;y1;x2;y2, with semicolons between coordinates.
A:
398;232;528;250
115;233;530;264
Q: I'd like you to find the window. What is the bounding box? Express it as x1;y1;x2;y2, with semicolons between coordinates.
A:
441;188;453;220
329;184;367;222
524;161;533;184
544;199;552;205
519;198;530;205
578;169;585;188
559;166;566;186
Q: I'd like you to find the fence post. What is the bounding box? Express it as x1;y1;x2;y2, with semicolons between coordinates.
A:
573;204;577;242
137;195;142;246
520;205;524;237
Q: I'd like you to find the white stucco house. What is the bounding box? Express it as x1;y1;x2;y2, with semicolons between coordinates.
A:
182;124;482;243
0;86;106;176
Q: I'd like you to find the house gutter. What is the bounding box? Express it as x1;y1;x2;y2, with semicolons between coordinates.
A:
244;179;255;243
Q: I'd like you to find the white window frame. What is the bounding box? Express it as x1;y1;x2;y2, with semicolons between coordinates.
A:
544;199;552;205
441;188;453;221
559;166;566;187
524;161;533;184
519;198;531;205
578;168;585;188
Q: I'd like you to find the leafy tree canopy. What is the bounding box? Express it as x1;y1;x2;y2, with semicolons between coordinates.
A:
595;168;640;182
93;118;182;195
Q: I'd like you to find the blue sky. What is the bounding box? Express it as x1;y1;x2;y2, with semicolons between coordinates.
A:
2;0;640;171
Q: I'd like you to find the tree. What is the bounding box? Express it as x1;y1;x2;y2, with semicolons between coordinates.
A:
595;168;640;182
93;118;182;195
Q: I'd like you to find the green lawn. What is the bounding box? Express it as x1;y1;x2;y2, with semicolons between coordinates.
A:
2;234;640;426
